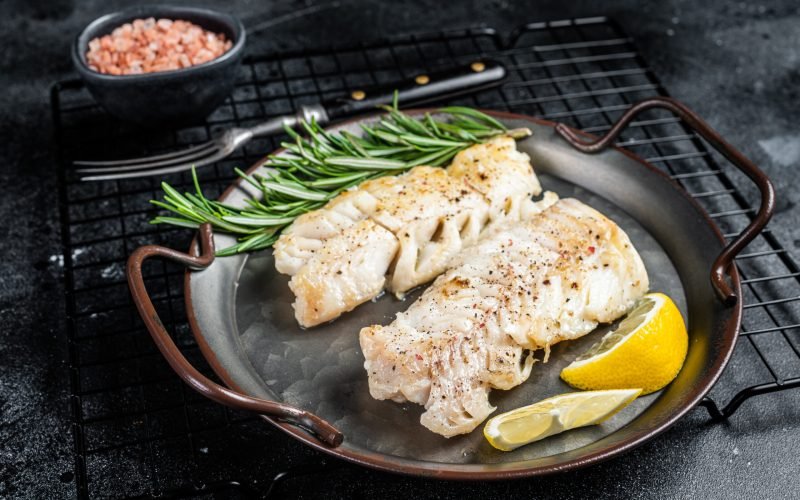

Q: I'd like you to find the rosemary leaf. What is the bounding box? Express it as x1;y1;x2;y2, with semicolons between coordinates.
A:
150;216;202;229
406;145;461;168
439;106;508;131
150;101;518;256
324;156;407;170
399;135;466;148
307;171;370;188
222;215;296;227
261;180;329;201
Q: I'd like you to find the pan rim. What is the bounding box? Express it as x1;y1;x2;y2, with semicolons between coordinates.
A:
183;109;743;479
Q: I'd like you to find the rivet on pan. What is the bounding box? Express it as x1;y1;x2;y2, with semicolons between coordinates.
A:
470;61;486;72
415;74;430;85
351;90;366;101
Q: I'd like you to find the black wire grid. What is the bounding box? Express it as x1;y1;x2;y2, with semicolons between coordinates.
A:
51;17;800;499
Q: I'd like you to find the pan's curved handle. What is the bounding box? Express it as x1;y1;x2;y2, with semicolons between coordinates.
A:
554;96;775;305
126;223;344;448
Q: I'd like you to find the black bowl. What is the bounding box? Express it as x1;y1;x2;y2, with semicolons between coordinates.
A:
72;5;246;125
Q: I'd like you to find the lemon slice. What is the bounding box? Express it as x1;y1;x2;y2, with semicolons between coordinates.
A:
560;292;688;395
483;389;642;451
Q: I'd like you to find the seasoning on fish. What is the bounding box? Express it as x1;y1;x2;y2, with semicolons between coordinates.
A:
359;198;649;437
273;136;551;327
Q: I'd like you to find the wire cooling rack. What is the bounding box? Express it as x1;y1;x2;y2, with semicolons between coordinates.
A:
51;16;800;498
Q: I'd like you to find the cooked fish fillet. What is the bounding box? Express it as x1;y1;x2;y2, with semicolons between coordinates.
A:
359;198;649;437
289;219;398;326
359;166;492;294
273;189;378;276
448;135;542;222
273;135;545;327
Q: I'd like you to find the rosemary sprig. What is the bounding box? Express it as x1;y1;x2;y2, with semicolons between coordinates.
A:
150;100;529;255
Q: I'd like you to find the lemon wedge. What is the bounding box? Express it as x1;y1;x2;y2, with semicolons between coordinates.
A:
483;389;642;451
560;292;688;395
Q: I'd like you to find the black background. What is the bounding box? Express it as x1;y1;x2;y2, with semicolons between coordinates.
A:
1;1;799;498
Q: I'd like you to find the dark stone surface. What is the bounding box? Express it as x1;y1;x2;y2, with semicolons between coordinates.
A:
0;0;798;498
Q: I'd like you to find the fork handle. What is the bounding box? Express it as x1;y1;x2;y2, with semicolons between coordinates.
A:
323;60;506;120
244;61;505;139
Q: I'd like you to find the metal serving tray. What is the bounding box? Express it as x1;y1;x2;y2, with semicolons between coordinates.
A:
127;99;773;478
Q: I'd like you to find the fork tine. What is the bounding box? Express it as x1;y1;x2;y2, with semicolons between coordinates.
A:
75;143;220;174
72;141;216;168
79;149;230;182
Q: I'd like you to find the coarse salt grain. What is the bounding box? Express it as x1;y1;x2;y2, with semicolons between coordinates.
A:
85;17;233;75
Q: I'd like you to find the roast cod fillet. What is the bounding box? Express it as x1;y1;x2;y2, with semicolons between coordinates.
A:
359;198;649;437
273;136;555;327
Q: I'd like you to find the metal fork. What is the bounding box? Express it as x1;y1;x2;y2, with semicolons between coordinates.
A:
74;60;509;181
74;105;326;181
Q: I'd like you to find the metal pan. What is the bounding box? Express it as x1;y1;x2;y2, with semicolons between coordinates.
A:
127;97;774;479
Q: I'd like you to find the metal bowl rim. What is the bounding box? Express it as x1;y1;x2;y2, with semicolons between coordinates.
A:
72;5;246;82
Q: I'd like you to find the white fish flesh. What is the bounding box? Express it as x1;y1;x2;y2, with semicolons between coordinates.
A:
359;198;649;437
273;136;548;327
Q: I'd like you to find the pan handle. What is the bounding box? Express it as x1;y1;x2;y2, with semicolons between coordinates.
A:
126;223;344;448
554;96;775;305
